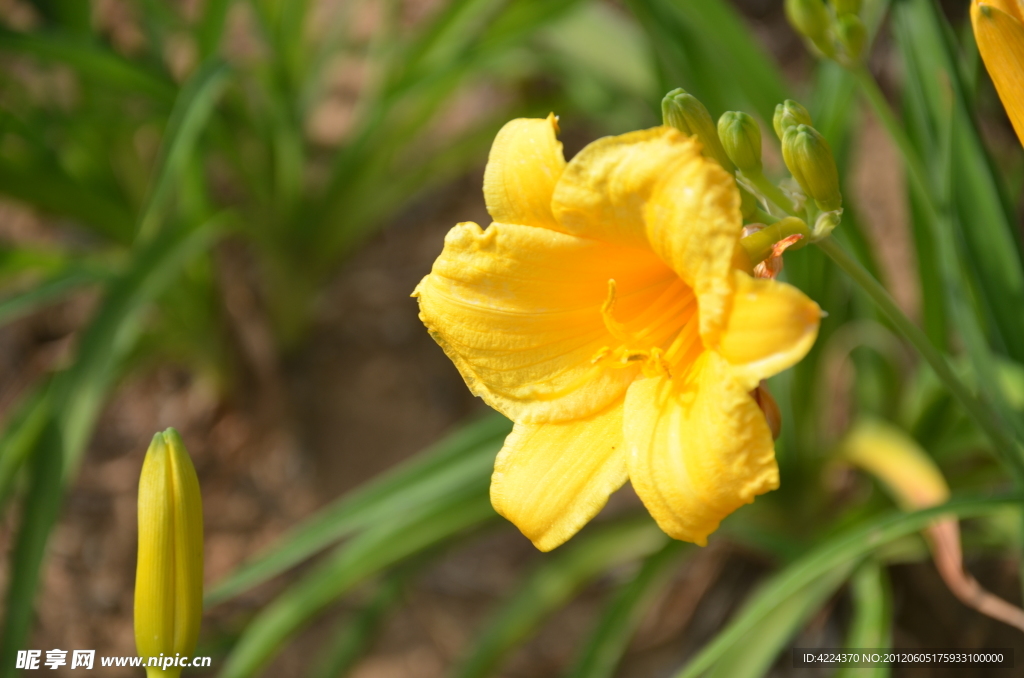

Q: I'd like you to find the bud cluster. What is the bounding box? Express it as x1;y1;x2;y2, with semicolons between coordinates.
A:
785;0;867;65
660;87;843;250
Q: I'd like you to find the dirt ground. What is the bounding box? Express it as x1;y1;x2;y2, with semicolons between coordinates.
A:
2;1;1023;677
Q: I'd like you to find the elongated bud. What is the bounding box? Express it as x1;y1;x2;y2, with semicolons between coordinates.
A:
842;420;948;510
718;111;762;174
782;124;842;211
843;419;1024;634
662;88;734;171
830;0;861;15
772;99;813;140
836;13;867;62
135;429;203;678
785;0;830;43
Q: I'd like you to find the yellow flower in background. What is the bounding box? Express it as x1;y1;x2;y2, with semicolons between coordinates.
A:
414;115;821;551
972;0;1024;146
135;429;204;677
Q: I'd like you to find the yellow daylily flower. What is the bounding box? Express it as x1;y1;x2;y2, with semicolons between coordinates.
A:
135;429;204;677
414;115;821;551
972;0;1024;146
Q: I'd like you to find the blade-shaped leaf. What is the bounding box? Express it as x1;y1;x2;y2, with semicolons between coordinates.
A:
205;413;510;606
453;516;667;678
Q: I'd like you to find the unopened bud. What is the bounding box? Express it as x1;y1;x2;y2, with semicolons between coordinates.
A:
830;0;861;15
782;124;842;211
135;429;203;678
662;88;734;171
835;13;867;62
718;111;762;174
785;0;830;43
772;99;813;140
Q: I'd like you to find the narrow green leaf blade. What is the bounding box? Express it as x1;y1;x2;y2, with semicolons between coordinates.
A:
565;540;688;678
672;495;1024;678
218;490;497;678
453;517;668;678
205;413;510;606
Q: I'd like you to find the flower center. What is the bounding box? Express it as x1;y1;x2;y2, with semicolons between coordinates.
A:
593;277;699;378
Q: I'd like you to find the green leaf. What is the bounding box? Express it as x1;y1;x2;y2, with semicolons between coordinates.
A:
136;59;231;240
453;516;668;678
0;263;109;327
705;565;850;678
565;540;689;678
311;566;414;678
218;490;497;678
538;1;656;101
0;386;50;518
627;0;789;122
672;494;1024;678
0;28;175;101
893;0;1024;364
835;561;892;678
55;215;228;476
0;160;135;242
205;413;510;606
0;421;63;678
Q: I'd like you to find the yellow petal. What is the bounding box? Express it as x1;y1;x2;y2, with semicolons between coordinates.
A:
483;114;566;230
551;126;742;342
977;0;1024;23
713;270;822;389
135;429;203;674
415;221;676;423
973;2;1024;146
624;352;778;545
491;400;629;551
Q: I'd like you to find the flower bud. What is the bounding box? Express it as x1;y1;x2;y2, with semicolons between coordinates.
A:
718;111;763;174
782;124;842;211
772;99;813;140
835;13;867;62
135;429;203;678
785;0;830;43
662;88;734;171
830;0;861;15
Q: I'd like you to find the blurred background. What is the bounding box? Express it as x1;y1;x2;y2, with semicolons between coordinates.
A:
0;0;1022;676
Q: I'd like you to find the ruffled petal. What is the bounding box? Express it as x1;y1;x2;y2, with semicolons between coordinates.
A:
491;401;629;551
551;126;742;343
713;270;822;389
483;114;566;230
415;221;677;423
973;2;1024;145
624;352;778;546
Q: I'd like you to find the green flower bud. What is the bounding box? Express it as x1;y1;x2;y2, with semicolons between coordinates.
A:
785;0;830;43
718;111;762;174
830;0;861;15
772;99;814;140
662;88;734;171
835;13;867;63
135;429;203;678
782;124;842;211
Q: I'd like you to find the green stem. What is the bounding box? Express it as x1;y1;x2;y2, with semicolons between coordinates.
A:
744;169;799;216
853;64;1024;439
815;236;1024;483
851;67;934;208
